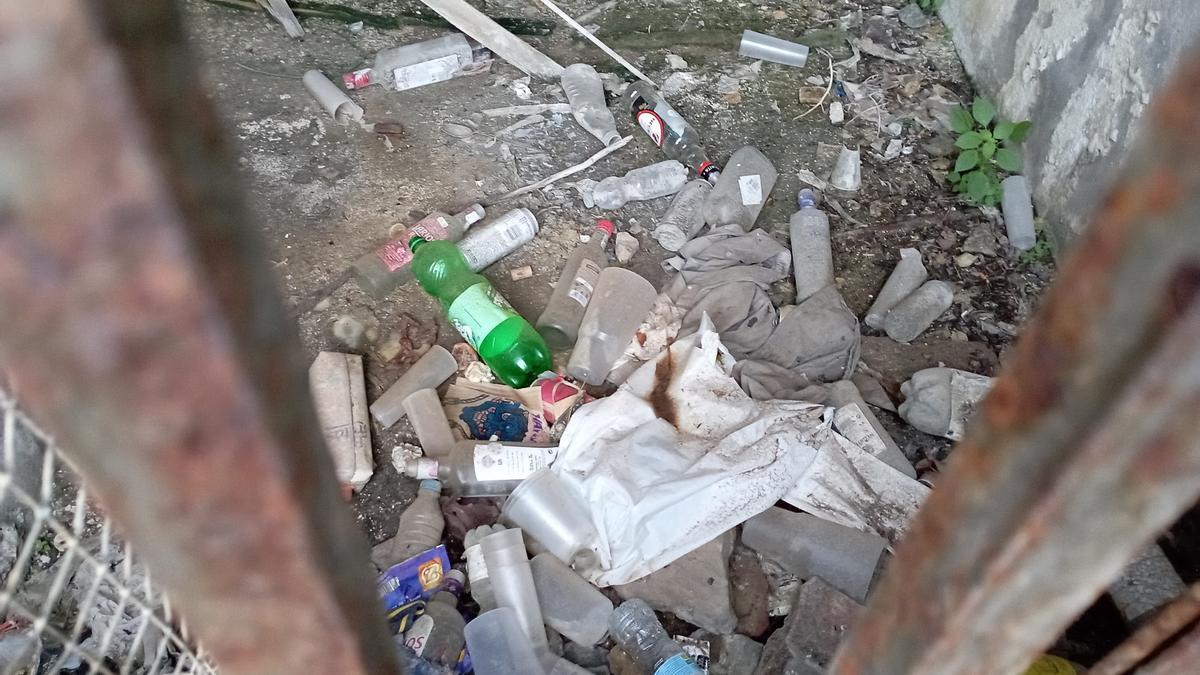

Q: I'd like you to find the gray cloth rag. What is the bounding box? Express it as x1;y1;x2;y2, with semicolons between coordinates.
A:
750;284;861;383
665;226;791;356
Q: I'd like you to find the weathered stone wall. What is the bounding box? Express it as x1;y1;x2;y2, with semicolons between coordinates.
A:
940;0;1200;246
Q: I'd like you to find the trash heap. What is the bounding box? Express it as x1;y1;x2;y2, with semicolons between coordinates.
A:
291;4;1038;675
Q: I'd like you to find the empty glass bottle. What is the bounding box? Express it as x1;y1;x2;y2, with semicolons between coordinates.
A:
403;440;558;498
353;205;485;298
591;161;689;210
410;235;551;387
624;82;720;182
536;220;613;349
561;63;621;146
344;34;492;92
610;599;703;674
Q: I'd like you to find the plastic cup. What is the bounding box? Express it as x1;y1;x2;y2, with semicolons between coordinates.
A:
369;345;457;428
501;469;599;567
402;388;456;458
464;608;544;675
738;30;810;67
480;528;548;652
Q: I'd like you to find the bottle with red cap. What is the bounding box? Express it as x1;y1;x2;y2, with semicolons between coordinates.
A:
535;220;614;350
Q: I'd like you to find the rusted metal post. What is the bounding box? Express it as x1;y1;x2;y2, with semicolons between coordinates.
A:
1128;621;1200;675
0;2;400;674
1091;582;1200;675
830;48;1200;675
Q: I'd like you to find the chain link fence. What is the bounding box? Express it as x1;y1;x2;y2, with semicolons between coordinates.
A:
0;389;216;674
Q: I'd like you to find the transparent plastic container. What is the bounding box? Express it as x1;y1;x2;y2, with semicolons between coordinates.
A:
864;248;927;330
464;524;507;613
738;30;810;67
530;553;613;646
790;189;833;303
653;179;712;252
464;608;545;675
561;63;621;146
624;82;720;182
370;346;458;429
501;469;599;567
404;440;558;498
592;161;689;210
1001;175;1036;251
704;146;777;230
536;220;613;350
402;388;456;458
354;205;485;298
610;599;702;674
375;480;445;569
882;280;955;343
567;268;657;386
480;528;549;652
344;34;491;92
459;208;541;272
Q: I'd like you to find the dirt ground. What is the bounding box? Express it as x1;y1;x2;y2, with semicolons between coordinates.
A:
181;0;1055;546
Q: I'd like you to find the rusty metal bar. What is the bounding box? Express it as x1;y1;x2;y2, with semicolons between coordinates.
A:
1131;620;1200;675
1091;583;1200;675
830;47;1200;675
0;2;399;674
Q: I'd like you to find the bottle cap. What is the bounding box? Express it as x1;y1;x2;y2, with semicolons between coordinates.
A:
460;204;486;225
595;219;615;236
798;188;819;209
418;479;443;493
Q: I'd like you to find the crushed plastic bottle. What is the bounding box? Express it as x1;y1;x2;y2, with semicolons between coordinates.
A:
561;63;621;146
410;235;551;387
403;440;558;497
653;179;712;252
790;189;833;303
402;569;467;667
536;220;613;349
624;82;720;182
344;34;492;92
353;205;485;298
703;146;777;229
374;480;445;569
610;599;704;675
591;161;689;210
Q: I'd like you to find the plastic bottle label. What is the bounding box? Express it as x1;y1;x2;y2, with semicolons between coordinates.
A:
568;259;602;306
447;283;516;349
376;239;415;272
655;654;703;675
636;110;666;146
738;174;764;206
472;443;557;481
464;545;489;584
410;215;452;241
393;55;462;91
403;614;435;655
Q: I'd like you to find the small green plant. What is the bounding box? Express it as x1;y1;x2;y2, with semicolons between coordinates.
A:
1020;234;1054;264
916;0;943;13
947;97;1032;207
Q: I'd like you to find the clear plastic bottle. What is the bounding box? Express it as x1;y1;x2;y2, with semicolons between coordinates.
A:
463;524;507;613
530;553;613;646
403;440;558;498
790;189;834;304
610;599;703;675
353;205;485;298
410;235;552;388
374;480;445;569
561;63;621;146
592;161;689;210
704;146;777;230
403;569;467;667
536;220;613;349
567;268;657;386
624;82;720;182
882;280;955;343
653;179;712;252
344;34;492;92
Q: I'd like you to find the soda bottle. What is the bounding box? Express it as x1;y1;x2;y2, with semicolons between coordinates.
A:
409;235;552;387
790;189;834;304
403;569;467;667
535;220;613;349
591;161;689;210
610;599;703;674
624;82;720;183
561;63;621;146
403;440;558;498
354;205;485;298
373;479;445;569
344;34;492;92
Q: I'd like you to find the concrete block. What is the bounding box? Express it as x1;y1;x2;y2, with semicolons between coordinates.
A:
617;530;737;634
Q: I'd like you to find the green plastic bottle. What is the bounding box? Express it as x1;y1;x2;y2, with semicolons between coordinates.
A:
409;236;552;388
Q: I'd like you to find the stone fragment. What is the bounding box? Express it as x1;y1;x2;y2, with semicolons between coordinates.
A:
616;530;737;634
752;578;863;675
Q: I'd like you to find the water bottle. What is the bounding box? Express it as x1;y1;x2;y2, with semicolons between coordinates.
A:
375;480;445;569
403;440;558;498
344;34;492;92
591;161;689;210
403;569;467;667
624;82;720;182
703;146;777;230
567;268;657;386
790;189;834;304
653;179;712;252
610;599;703;675
409;235;552;387
353;205;485;298
536;220;613;350
561;63;621;146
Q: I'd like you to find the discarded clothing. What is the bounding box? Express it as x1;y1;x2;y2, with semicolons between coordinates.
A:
750;285;861;382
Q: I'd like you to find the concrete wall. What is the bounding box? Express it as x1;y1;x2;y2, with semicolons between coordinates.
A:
940;0;1200;245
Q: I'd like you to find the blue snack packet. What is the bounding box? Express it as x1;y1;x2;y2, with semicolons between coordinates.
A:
378;545;452;634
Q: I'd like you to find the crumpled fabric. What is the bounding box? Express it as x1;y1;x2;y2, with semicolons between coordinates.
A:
731;360;828;402
749;284;861;382
664;226;791;356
